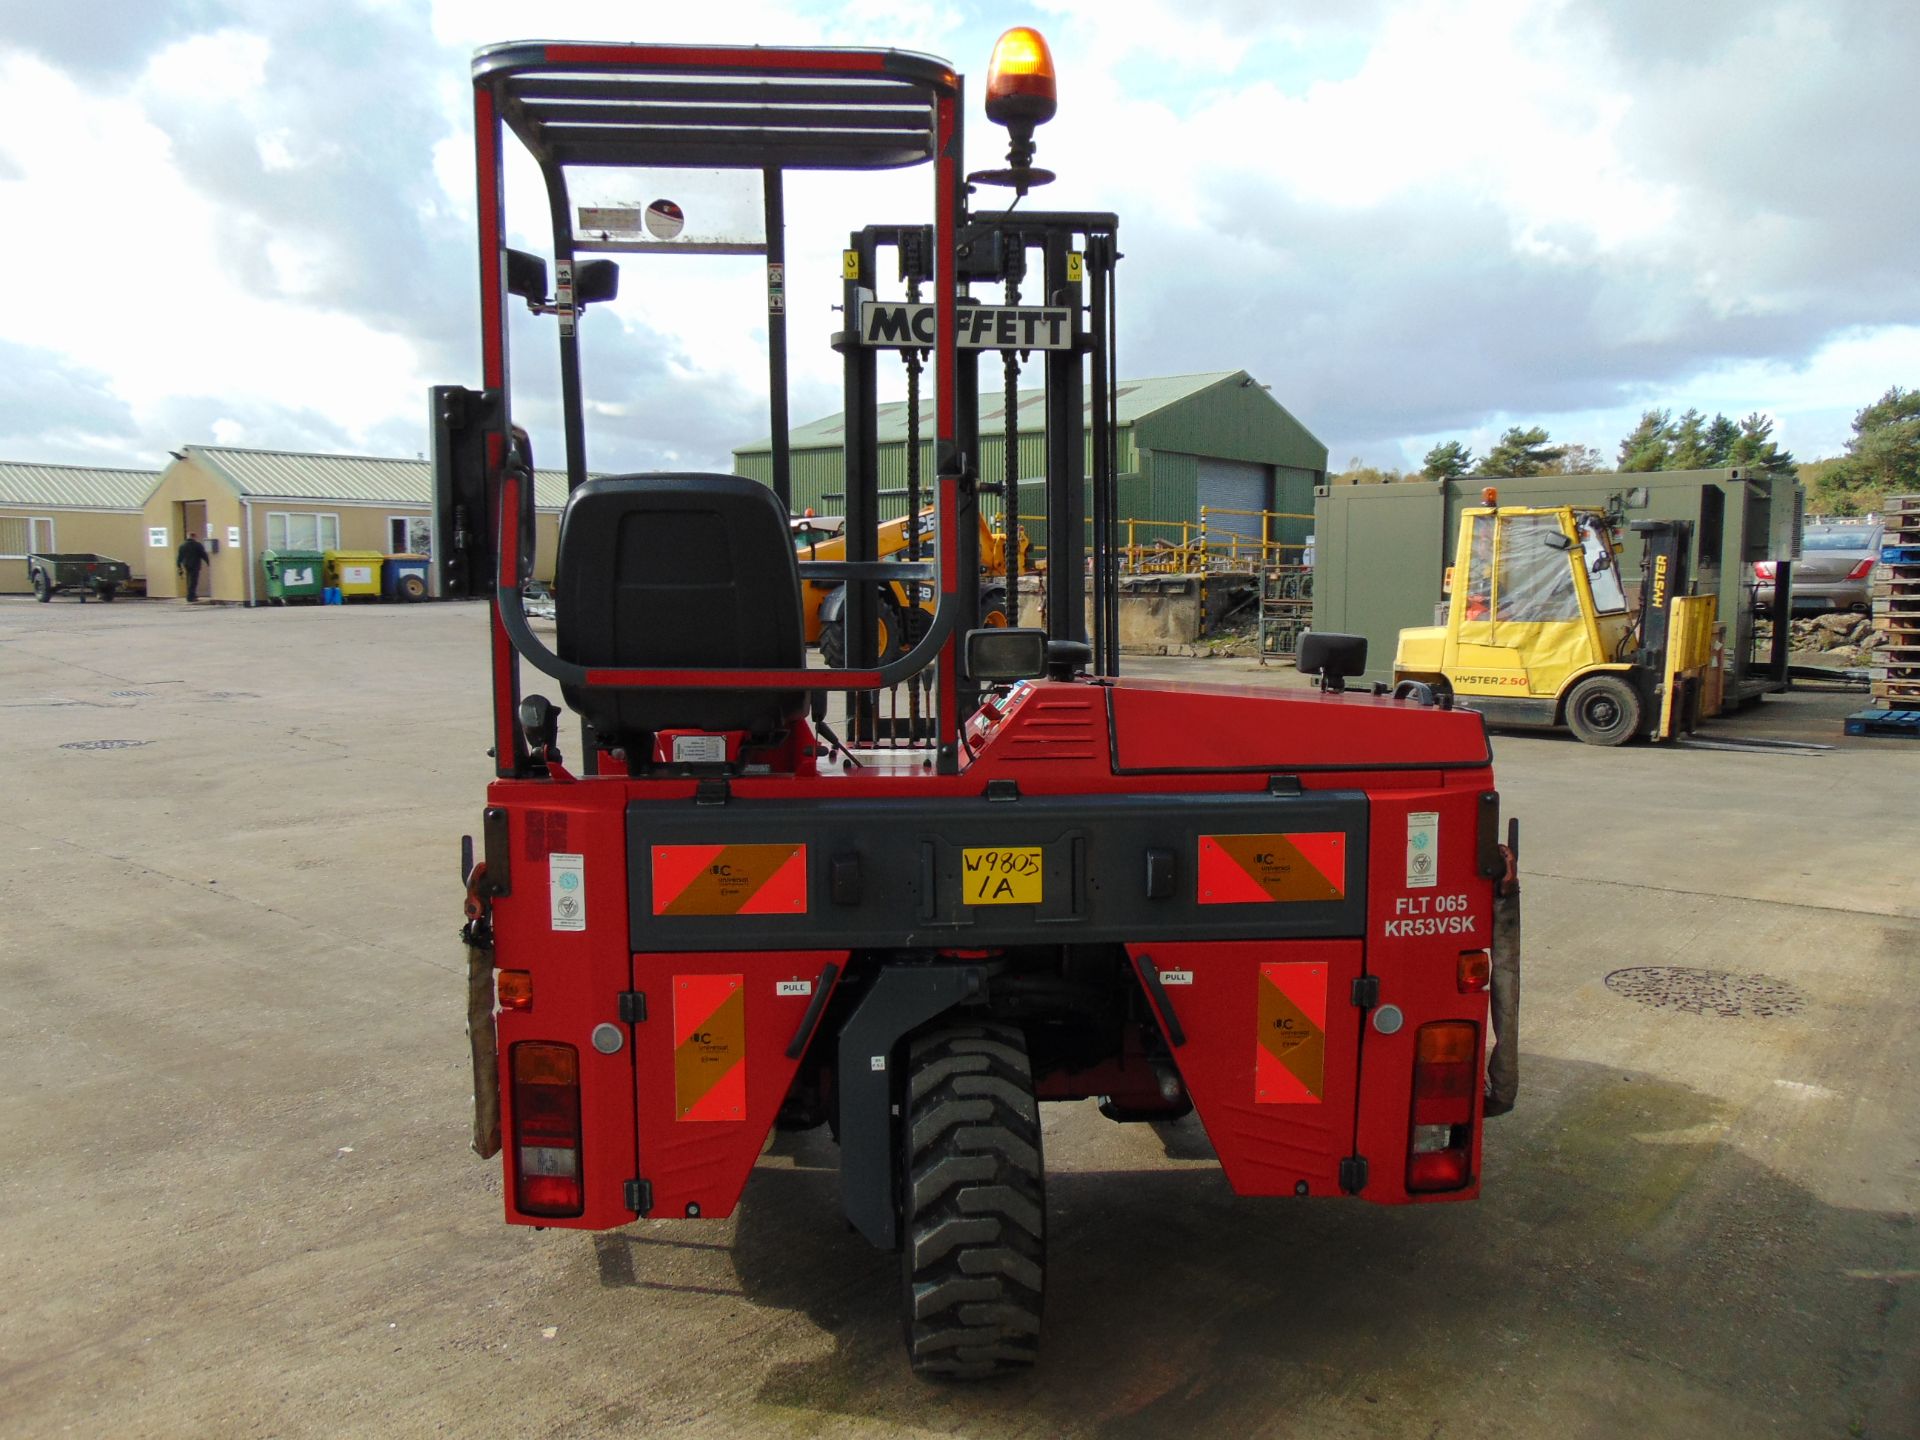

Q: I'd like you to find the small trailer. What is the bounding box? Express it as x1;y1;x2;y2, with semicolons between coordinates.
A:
27;552;131;603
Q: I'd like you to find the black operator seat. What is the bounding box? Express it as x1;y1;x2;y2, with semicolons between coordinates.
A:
555;474;807;749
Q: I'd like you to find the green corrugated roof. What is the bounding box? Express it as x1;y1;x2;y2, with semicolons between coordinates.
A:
0;461;160;510
183;445;572;510
734;370;1244;456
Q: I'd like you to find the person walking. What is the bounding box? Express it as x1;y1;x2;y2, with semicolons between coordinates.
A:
176;532;210;602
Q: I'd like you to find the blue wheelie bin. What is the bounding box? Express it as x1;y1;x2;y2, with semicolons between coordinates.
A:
383;554;431;602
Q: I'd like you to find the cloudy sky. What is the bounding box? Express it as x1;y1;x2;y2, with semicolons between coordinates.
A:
2;0;1916;478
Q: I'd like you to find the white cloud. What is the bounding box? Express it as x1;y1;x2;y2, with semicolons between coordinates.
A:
0;0;1914;473
140;28;269;101
0;50;425;442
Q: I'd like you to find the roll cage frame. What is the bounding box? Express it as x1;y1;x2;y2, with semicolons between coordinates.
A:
434;40;1118;778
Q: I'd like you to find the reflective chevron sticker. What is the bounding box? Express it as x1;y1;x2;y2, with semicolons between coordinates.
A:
673;974;746;1122
1256;961;1327;1105
651;843;807;917
1197;832;1345;904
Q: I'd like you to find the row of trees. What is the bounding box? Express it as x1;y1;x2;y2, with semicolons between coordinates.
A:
1809;386;1920;514
1420;409;1792;482
1334;386;1919;515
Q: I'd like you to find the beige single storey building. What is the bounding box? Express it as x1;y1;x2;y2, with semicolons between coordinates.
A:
0;462;160;594
140;446;568;604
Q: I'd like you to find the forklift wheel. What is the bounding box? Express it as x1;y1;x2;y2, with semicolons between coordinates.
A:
900;1022;1044;1379
820;600;902;670
1565;674;1641;746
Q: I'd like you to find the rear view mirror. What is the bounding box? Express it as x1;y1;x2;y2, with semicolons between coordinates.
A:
1544;532;1574;552
575;259;620;306
1297;631;1367;693
967;627;1047;681
506;248;548;302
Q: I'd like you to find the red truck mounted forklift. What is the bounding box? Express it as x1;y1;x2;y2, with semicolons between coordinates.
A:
436;30;1519;1378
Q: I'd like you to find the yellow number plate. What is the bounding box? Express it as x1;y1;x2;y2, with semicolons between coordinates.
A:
961;847;1043;905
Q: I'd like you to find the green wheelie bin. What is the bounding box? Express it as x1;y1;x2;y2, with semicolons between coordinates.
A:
262;549;326;605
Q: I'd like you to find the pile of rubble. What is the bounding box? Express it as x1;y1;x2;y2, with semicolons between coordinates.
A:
1753;612;1884;667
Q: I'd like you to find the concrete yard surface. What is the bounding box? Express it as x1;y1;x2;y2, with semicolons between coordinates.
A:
1;598;1915;1439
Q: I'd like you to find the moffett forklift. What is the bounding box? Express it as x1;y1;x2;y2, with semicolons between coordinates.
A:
438;29;1518;1378
1393;493;1718;745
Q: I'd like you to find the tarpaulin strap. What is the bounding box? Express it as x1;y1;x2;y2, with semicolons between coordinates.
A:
462;859;501;1159
1485;844;1520;1117
467;939;501;1159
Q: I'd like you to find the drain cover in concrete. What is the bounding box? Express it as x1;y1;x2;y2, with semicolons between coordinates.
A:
1604;966;1805;1019
59;739;152;751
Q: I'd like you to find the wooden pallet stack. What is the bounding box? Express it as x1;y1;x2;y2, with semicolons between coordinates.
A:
1852;493;1920;737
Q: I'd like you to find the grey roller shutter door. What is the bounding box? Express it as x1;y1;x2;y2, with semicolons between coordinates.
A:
1196;457;1270;543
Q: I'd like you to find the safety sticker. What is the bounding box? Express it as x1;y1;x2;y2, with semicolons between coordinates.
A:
579;206;643;235
652;844;807;917
671;734;726;764
1406;811;1439;888
961;847;1043;905
1255;961;1326;1104
673;974;745;1122
548;852;585;932
1197;833;1345;904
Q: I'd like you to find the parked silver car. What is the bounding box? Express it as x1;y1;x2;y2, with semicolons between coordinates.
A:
1753;521;1882;613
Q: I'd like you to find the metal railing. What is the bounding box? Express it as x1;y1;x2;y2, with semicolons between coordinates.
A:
1108;508;1313;574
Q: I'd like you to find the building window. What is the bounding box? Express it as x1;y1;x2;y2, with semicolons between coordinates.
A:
0;516;54;559
388;515;432;556
265;512;340;552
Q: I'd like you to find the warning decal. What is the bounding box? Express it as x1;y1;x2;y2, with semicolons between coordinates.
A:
1197;833;1345;905
674;974;746;1122
1255;961;1327;1104
652;844;807;917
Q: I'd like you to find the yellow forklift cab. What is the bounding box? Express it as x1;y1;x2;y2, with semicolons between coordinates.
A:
1395;499;1717;744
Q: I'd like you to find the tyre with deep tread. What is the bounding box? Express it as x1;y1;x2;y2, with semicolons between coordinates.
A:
820;593;901;669
1564;673;1641;746
978;585;1011;629
900;1021;1044;1379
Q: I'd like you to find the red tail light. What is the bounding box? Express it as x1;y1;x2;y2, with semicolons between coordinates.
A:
1408;1021;1477;1193
511;1042;582;1217
1846;559;1874;581
1457;950;1491;992
1753;561;1775;581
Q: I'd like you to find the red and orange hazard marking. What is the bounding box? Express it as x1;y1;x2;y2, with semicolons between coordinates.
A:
1255;961;1326;1104
1197;832;1345;905
651;843;807;917
673;973;746;1122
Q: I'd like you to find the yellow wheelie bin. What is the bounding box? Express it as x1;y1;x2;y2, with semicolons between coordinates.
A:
323;549;385;600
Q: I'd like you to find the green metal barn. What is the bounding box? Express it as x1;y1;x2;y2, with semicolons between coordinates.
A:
733;369;1327;558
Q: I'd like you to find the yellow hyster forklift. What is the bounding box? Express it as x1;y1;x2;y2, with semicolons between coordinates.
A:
1394;491;1717;745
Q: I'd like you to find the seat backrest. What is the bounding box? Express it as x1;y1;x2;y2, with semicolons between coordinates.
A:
555;474;806;748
